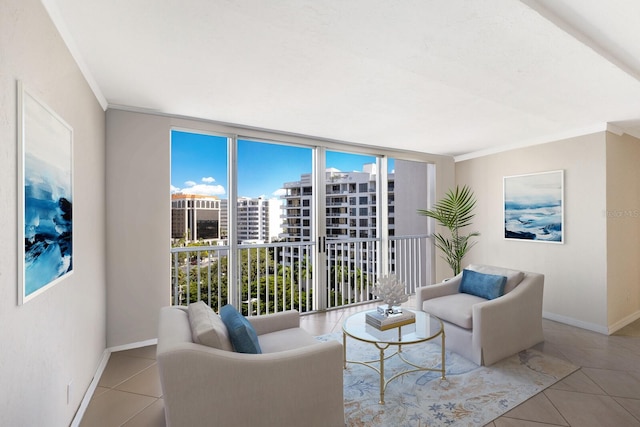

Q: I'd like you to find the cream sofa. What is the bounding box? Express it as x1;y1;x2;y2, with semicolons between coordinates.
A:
157;303;345;427
416;264;544;366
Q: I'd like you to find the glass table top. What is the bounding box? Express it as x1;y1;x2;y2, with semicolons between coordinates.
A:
342;309;443;345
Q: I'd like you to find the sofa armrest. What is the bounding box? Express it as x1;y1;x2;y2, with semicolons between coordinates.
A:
158;339;344;427
415;274;462;311
247;310;300;336
472;272;544;365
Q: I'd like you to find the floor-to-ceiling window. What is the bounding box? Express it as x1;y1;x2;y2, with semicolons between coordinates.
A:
170;129;432;314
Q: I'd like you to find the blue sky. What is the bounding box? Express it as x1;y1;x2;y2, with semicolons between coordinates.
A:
171;130;392;198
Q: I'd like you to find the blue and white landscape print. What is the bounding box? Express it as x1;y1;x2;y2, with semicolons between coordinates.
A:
22;90;73;301
504;171;563;243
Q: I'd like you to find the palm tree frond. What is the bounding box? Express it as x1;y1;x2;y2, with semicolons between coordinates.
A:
418;185;480;275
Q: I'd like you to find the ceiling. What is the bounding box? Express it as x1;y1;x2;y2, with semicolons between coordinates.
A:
43;0;640;159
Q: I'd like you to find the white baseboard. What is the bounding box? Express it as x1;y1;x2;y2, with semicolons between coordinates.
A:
543;310;640;335
543;312;609;335
70;338;159;426
108;338;158;353
70;349;110;427
608;310;640;334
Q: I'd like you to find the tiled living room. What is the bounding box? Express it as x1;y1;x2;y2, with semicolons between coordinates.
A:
80;301;640;427
3;1;640;426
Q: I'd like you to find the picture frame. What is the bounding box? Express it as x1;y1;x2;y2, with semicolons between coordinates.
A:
17;82;74;305
503;170;564;244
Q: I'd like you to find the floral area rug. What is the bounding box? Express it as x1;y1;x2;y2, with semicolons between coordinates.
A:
316;332;577;427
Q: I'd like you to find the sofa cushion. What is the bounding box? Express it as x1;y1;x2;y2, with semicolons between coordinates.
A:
220;304;262;354
467;264;525;294
187;301;233;351
422;293;487;329
258;328;318;353
459;269;507;300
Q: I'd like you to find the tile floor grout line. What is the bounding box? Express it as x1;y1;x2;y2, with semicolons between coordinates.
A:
540;389;572;427
544;387;638;425
117;397;161;427
101;361;158;391
611;396;640;424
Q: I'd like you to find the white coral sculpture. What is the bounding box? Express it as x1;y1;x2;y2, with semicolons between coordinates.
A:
372;274;409;307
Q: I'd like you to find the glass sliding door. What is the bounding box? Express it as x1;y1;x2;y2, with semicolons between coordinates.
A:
324;150;381;308
236;139;313;315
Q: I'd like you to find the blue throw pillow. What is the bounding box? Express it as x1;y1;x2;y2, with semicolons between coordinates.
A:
219;304;262;354
459;269;507;300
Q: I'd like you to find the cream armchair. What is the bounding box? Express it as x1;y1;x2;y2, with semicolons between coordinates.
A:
416;264;544;366
157;304;345;427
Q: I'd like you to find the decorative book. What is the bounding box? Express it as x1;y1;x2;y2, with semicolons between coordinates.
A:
377;305;403;315
365;310;416;331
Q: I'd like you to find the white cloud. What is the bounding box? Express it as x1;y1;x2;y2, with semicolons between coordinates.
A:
182;184;226;196
272;188;287;197
174;177;226;196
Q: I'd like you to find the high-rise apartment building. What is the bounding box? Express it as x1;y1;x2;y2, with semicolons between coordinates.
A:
171;194;221;241
279;163;395;280
234;197;283;243
220;197;282;244
280;172;313;241
280;163;395;241
279;160;430;286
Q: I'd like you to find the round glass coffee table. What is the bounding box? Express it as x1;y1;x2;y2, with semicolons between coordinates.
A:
342;309;445;404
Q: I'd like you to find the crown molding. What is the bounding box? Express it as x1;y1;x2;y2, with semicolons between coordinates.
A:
455;124;608;162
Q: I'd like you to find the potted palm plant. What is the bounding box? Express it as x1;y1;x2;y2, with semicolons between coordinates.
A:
418;185;480;276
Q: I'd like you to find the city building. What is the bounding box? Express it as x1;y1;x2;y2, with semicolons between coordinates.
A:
171;194;221;241
223;197;283;244
173;195;282;244
279;163;395;278
281;163;395;241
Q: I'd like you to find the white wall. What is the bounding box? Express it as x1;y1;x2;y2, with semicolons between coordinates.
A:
394;159;431;237
456;133;610;332
106;110;171;347
606;132;640;330
0;0;106;425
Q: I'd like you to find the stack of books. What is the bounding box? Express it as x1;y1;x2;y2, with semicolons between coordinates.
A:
365;309;416;331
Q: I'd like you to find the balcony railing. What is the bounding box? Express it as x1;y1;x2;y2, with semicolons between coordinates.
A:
170;234;431;315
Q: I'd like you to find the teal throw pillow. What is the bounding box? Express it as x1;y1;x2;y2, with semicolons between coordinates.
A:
459;269;507;300
219;304;262;354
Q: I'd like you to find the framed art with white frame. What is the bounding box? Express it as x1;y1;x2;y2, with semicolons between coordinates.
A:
503;170;564;244
17;81;74;305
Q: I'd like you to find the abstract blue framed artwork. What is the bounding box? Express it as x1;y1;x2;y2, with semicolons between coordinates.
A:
18;82;73;304
504;170;564;244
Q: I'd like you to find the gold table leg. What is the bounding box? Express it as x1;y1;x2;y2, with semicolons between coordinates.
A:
343;332;347;370
378;345;385;404
440;329;446;379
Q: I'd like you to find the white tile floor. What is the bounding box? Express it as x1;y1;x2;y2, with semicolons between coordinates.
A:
80;304;640;427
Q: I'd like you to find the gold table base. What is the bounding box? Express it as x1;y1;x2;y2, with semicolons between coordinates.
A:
343;323;446;405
